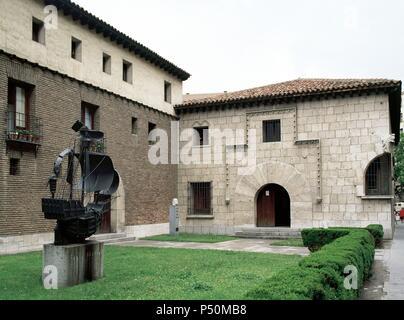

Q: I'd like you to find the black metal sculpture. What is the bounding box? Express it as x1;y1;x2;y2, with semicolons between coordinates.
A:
42;121;119;245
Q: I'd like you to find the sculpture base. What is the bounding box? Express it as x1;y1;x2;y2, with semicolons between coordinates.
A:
42;241;104;289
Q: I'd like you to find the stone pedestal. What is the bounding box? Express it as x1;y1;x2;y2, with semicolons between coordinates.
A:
42;241;104;289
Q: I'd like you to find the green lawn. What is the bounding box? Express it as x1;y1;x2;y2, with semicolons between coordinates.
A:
270;239;305;247
141;233;236;243
0;246;301;300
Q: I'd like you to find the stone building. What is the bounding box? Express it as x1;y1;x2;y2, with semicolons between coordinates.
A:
0;0;402;254
0;0;189;252
176;79;401;239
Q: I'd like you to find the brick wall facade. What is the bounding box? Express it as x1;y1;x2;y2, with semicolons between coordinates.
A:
0;52;177;236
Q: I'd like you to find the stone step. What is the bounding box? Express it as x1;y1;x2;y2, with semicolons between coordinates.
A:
238;227;301;232
235;228;302;240
238;230;301;234
236;233;301;238
89;233;127;241
236;234;301;240
102;236;137;244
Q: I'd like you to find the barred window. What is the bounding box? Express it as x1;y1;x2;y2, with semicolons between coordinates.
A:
365;154;391;196
263;119;281;142
188;182;212;215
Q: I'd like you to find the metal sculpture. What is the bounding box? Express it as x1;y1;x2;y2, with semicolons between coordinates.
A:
42;121;119;245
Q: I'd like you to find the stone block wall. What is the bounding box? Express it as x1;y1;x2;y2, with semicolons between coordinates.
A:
178;94;395;238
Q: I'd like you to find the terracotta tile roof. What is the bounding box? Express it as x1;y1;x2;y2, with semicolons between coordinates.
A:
44;0;190;80
183;92;224;102
177;78;401;109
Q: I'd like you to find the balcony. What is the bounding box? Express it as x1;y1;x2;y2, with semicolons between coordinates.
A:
88;138;107;154
5;109;42;154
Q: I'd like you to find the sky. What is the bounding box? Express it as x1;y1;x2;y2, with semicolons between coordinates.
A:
72;0;404;94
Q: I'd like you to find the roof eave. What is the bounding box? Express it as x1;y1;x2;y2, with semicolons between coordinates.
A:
44;0;191;81
175;83;402;113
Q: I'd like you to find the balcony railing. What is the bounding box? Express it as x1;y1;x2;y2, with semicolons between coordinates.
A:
5;108;43;146
88;138;107;154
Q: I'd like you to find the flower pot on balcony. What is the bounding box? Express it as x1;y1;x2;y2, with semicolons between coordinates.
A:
8;132;18;140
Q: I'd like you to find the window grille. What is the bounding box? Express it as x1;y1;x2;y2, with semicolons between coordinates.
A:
365;154;391;196
188;182;212;215
263;119;281;142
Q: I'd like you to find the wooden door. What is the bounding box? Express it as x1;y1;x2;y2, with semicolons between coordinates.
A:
97;195;111;234
257;187;276;227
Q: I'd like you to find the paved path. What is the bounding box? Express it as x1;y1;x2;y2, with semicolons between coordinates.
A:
361;223;404;300
383;224;404;299
117;239;310;256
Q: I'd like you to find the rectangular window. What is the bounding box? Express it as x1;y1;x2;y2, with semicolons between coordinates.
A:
131;117;138;135
123;60;133;83
148;122;157;145
164;81;172;103
263;119;281;143
189;182;212;215
32;17;45;44
194;126;209;146
8;80;32;130
10;158;20;176
148;122;156;134
81;102;98;130
103;53;111;74
71;37;82;61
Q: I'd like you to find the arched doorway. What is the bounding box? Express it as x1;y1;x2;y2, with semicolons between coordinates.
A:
256;184;290;227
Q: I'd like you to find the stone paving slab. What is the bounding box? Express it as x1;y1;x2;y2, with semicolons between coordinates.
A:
383;225;404;300
361;224;404;300
116;239;310;256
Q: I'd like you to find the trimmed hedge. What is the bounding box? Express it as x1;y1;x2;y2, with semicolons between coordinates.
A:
366;225;384;247
302;224;384;252
246;226;380;300
301;229;350;252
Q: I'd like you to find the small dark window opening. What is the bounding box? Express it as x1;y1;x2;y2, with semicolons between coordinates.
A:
103;53;111;74
164;81;172;103
10;159;20;176
365;154;392;196
263;119;281;143
194;126;209;146
71;37;82;61
123;60;133;83
132;117;138;135
148;122;157;145
32;17;45;44
189;182;212;215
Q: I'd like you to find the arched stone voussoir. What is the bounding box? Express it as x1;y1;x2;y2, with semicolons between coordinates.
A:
234;161;311;204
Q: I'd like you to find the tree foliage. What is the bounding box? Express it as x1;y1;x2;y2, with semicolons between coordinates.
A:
394;133;404;192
